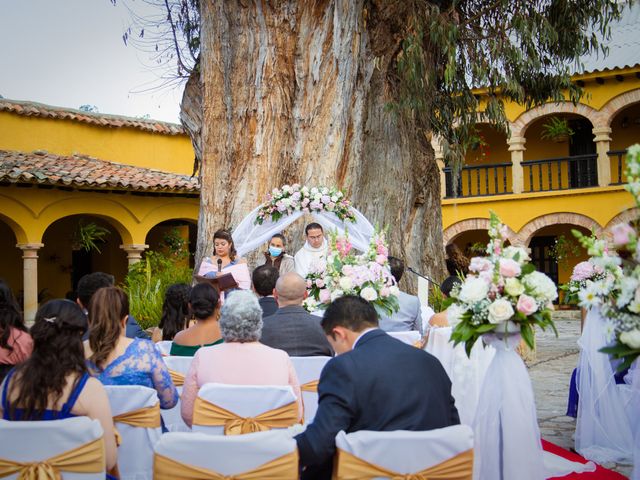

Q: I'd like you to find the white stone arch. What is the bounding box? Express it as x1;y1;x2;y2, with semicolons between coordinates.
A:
604;207;640;232
599;88;640;127
511;102;606;139
516;212;601;247
443;218;518;245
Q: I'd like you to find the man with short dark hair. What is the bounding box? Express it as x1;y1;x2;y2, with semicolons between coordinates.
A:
251;264;280;317
378;256;423;334
295;295;459;478
294;223;327;278
76;272;148;339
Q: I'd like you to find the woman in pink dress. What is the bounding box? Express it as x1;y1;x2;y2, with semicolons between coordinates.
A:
181;290;302;426
0;280;33;382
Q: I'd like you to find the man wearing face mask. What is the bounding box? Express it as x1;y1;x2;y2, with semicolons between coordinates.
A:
257;233;296;274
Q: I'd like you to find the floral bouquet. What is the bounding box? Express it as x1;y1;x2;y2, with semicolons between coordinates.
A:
560;259;606;305
574;144;640;371
254;184;356;225
448;212;558;356
303;229;400;316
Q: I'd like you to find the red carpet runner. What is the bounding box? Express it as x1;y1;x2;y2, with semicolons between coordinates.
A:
542;439;628;479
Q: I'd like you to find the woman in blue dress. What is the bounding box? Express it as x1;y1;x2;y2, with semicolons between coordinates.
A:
85;287;178;410
0;299;118;472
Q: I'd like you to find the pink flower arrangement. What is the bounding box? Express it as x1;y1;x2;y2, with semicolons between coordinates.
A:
611;222;636;247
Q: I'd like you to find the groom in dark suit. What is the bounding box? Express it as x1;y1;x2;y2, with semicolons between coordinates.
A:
295;295;459;479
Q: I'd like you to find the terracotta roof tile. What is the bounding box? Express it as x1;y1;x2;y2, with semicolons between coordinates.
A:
0;150;199;194
0;98;186;136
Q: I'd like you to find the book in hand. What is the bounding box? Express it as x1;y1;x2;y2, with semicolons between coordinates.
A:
194;273;238;292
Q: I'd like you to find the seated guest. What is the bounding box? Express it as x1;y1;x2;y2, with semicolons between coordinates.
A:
429;276;462;327
261;272;333;357
181;290;302;427
252;265;280;318
295;296;459;479
152;283;192;342
0;299;118;472
171;283;223;356
294;223;328;278
196;229;251;290
257;234;296;274
378;256;423;334
77;271;148;339
0;280;32;382
85;287;178;410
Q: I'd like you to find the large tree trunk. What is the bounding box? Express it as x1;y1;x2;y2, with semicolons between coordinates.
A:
193;0;445;292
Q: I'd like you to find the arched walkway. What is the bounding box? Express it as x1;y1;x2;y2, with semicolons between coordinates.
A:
443;218;517;245
516;213;601;246
604;208;640;231
600;88;640;127
511;102;606;138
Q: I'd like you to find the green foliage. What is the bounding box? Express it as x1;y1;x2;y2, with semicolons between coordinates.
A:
72;220;110;253
549;234;582;268
541;117;575;141
429;283;447;313
123;250;192;330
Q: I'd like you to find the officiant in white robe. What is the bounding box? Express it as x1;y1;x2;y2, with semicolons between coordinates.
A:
294;223;328;278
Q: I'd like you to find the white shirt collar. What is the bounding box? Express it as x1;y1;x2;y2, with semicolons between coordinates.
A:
352;327;377;349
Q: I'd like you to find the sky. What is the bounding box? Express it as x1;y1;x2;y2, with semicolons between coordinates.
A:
0;0;184;123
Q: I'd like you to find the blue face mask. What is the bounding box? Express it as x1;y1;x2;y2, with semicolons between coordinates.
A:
269;246;283;257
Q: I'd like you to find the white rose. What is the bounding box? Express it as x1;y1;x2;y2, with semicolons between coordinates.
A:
620;329;640;349
504;278;525;297
458;277;490;303
301;186;309;195
282;185;292;193
487;298;515;324
447;304;466;328
339;276;353;291
331;195;338;202
330;289;344;302
389;285;400;297
360;286;378;302
321;187;329;195
503;246;530;264
522;271;558;302
310;187;318;195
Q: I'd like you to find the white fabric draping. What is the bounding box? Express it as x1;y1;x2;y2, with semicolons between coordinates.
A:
232;206;374;258
472;333;544;480
627;360;640;480
575;308;634;464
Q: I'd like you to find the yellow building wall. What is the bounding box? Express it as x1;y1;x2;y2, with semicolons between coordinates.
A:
0;112;194;175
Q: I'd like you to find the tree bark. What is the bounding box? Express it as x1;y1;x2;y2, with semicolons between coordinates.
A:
193;0;445;292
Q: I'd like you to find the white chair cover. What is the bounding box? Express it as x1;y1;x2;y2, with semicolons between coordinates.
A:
155;341;172;356
575;308;634;463
334;425;474;475
424;327;495;426
0;416;105;480
232;206;374;257
386;330;422;346
105;385;161;480
193;383;298;435
154;430;297;476
161;356;194;433
290;356;331;424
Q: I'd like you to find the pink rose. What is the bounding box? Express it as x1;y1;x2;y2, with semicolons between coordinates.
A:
517;294;538;315
479;270;493;285
319;289;331;303
469;257;492;273
499;258;521;278
321;195;331;204
611;222;635;246
380;287;390;298
375;254;386;265
315;279;325;288
306;279;313;288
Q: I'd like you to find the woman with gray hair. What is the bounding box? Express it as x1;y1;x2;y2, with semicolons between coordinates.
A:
180;290;302;427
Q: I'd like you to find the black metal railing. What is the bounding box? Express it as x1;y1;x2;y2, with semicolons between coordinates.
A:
444;162;512;198
521;154;598;193
608;149;628;185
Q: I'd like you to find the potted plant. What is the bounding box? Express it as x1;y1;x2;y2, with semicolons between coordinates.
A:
541;116;574;143
71;220;111;253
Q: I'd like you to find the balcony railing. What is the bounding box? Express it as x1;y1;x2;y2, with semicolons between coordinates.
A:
522;153;598;193
443;162;512;199
609;149;628;185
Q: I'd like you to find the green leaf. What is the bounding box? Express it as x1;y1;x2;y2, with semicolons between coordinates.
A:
521;263;535;275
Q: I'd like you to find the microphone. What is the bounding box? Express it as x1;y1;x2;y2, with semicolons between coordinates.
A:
217;258;223;273
406;267;439;287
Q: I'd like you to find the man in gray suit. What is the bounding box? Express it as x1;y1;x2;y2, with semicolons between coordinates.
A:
378;256;423;334
260;272;333;356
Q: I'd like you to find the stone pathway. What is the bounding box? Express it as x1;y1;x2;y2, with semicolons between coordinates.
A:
529;310;633;477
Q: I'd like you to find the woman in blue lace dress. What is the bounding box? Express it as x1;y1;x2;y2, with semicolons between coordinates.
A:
85;287;178;410
0;299;118;472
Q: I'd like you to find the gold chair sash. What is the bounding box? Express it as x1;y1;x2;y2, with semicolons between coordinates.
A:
168;369;185;387
113;403;161;429
193;397;298;435
0;437;105;480
154;450;298;480
300;380;319;392
333;447;473;480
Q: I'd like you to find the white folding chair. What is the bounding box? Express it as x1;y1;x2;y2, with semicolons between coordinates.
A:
161;356;193;432
192;383;299;435
155;341;172;356
290;356;330;424
153;430;298;479
0;417;105;480
105;385;161;480
334;424;474;479
386;330;422;346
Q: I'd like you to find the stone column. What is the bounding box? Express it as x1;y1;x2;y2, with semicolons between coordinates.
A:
433;141;447;199
508;136;526;194
17;243;44;325
120;244;149;266
592;126;612;187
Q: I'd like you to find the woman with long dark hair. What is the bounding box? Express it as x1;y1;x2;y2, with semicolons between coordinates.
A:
0;299;117;470
0;280;32;382
151;283;192;342
85;287;178;409
196;229;251;290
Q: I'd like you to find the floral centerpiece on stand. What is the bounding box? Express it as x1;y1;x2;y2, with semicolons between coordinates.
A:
303;229;400;316
448;211;558;356
254;184;356;225
574;144;640;371
560;259;606;305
